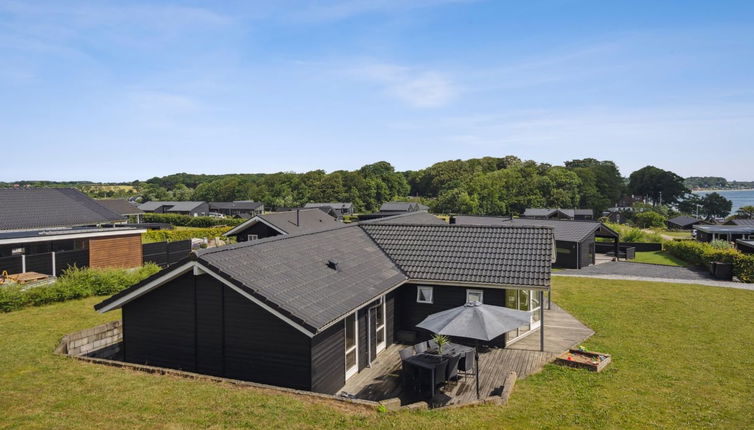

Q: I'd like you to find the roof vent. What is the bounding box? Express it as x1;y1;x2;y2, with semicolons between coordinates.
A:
327;259;339;271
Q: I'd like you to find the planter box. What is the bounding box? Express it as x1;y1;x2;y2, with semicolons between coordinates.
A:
555;349;611;372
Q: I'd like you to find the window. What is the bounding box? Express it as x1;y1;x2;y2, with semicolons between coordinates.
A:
11;247;24;256
556;247;571;254
345;313;358;379
416;286;433;304
247;234;259;241
466;289;483;304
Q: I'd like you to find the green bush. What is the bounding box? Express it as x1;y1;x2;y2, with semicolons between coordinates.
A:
663;240;753;282
142;213;245;228
0;264;161;312
603;222;664;243
634;211;667;228
142;226;232;243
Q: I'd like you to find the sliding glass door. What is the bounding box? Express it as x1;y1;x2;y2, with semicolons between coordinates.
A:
505;289;542;343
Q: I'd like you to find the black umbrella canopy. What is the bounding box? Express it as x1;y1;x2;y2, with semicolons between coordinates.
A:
416;301;531;342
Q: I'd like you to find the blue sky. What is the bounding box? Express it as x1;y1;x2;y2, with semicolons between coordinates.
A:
1;0;753;182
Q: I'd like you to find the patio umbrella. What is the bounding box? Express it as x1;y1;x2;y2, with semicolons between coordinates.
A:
415;301;532;398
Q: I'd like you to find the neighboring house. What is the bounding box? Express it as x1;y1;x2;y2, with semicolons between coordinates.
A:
362;211;446;225
522;208;594;221
138;201;209;217
97;199;145;223
379;202;421;213
453;216;618;269
0;188;145;275
693;225;754;242
95;221;554;394
736;239;754;254
667;215;704;230
304;203;354;218
208;201;264;218
725;218;754;226
223;209;342;242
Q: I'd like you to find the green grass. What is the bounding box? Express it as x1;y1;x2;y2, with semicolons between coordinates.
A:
1;278;753;429
631;251;689;267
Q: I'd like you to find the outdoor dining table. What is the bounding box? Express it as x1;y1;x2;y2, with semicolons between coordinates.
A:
403;342;476;397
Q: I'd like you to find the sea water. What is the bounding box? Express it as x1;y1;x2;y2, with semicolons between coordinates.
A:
693;189;754;214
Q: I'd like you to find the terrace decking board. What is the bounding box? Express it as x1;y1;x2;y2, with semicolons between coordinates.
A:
340;303;593;407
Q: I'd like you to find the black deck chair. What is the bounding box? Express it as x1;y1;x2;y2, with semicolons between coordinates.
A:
457;349;475;380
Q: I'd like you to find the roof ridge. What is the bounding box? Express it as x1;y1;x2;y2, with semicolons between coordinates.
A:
364;222;554;230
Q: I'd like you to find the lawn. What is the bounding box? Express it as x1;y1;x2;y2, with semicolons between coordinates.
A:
631;251;689;267
1;278;753;429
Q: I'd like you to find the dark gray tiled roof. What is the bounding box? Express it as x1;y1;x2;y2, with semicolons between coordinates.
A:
258;209;342;234
695;224;754;234
667;216;702;227
452;215;511;225
380;202;419;212
304;202;353;210
361;223;553;287
96;199;144;216
498;218;614;242
0;188;124;231
523;208;593;218
363;211;446;225
728;219;754;226
198;226;407;331
209;201;263;210
137;201;206;212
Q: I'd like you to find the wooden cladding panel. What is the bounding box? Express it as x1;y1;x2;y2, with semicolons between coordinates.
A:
88;234;142;268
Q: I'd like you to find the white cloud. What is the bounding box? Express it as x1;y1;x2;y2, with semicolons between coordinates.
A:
350;62;458;107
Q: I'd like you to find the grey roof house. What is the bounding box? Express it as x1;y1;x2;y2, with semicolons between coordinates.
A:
0;188;145;274
304;202;354;217
94;217;554;396
223;208;342;242
667;215;704;230
522;208;594;221
96;199;144;222
379;202;421;213
453;215;618;269
208;201;264;218
137;201;209;217
694;224;754;243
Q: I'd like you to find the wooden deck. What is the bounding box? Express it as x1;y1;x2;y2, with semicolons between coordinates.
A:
339;302;594;407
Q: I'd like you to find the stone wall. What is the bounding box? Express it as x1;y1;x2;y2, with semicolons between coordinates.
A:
55;320;122;356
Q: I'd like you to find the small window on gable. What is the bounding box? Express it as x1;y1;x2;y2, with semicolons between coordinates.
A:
248;234;259;241
417;286;433;304
467;289;483;304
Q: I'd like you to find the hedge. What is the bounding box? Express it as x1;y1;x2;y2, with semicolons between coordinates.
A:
0;263;161;312
142;226;232;243
664;240;754;283
142;213;246;228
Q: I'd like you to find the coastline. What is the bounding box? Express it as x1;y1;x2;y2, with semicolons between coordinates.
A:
692;188;754;192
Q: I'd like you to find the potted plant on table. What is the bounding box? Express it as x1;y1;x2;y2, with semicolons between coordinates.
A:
433;334;449;355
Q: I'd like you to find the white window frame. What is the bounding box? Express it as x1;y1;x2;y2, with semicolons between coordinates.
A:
247;234;259;241
466;289;484;304
344;312;358;380
374;296;386;354
416;286;433;304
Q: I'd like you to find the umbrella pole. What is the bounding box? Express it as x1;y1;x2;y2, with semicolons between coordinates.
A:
475;341;480;399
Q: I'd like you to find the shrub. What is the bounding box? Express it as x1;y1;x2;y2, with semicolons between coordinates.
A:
634;211;667;228
142;213;245;228
603;223;664;243
0;264;161;312
664;240;753;282
142;227;232;243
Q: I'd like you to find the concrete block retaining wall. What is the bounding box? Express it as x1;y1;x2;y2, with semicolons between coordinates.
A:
54;320;122;356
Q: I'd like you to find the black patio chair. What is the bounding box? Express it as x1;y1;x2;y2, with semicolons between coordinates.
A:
445;354;461;384
458;349;475;380
414;341;428;354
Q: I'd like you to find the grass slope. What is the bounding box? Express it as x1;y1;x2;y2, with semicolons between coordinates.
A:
631;251;689;267
1;278;753;429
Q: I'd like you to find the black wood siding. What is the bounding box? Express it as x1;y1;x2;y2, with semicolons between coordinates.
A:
121;272;312;391
310;322;345;394
396;284;507;346
234;222;282;242
223;290;311;390
357;308;368;371
123;272;196;370
195;275;223;376
553;240;578;269
385;290;396;346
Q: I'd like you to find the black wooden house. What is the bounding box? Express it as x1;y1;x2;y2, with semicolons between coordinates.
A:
95;217;554;394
